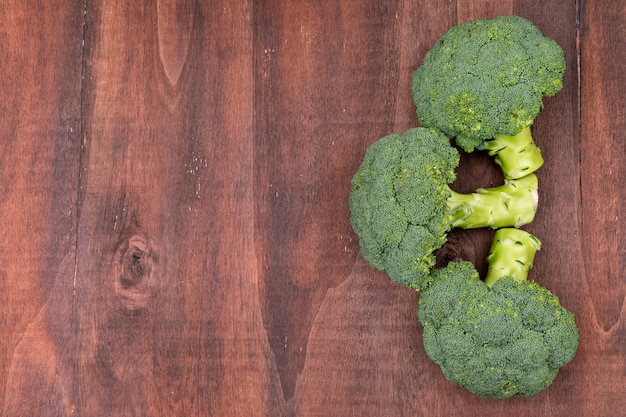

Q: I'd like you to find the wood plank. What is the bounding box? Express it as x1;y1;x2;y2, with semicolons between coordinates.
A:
253;1;404;409
0;1;84;414
72;1;284;415
284;0;587;415
578;0;626;415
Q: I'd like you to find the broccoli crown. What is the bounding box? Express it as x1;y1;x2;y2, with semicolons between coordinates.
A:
418;261;579;398
412;15;566;152
348;128;459;290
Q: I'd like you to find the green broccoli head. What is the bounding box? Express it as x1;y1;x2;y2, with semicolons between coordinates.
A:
349;128;457;290
412;15;565;153
418;261;579;399
349;128;539;290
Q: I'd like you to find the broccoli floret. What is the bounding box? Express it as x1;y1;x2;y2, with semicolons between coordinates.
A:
418;229;579;398
412;15;565;179
348;127;538;290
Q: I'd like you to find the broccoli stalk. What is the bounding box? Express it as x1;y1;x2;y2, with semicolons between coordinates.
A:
447;173;538;229
478;125;545;180
484;227;542;286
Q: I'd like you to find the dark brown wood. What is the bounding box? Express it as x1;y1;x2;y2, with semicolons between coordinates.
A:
0;0;624;415
577;1;626;416
253;1;407;408
0;0;84;415
72;1;280;415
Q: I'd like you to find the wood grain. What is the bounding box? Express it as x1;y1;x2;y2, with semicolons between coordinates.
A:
0;0;83;414
0;0;624;415
578;1;626;415
74;1;280;415
253;1;403;406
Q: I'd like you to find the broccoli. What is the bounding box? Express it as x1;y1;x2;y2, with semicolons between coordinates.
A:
412;15;566;179
417;228;579;398
348;127;538;290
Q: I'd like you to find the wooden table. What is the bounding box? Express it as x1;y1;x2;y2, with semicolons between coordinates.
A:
0;1;623;415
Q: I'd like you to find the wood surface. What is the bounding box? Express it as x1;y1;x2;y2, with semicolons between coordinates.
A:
0;0;623;416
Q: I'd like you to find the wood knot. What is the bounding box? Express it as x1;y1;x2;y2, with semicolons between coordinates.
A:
115;231;159;310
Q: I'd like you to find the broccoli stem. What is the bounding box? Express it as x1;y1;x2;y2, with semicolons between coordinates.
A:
479;125;544;180
484;228;541;286
446;173;539;230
